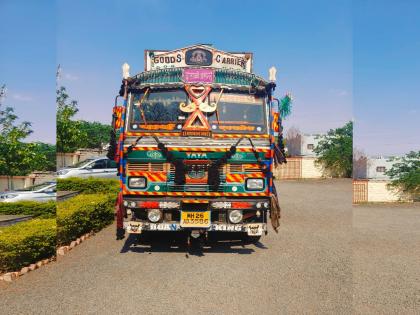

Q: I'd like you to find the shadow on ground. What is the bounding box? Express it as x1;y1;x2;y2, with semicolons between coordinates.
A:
120;232;267;256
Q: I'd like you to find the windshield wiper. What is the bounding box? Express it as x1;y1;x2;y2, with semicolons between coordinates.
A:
134;88;150;124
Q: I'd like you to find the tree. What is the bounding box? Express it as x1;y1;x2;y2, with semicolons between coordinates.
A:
285;126;302;157
56;86;86;153
314;121;353;178
353;148;367;179
0;105;47;190
78;120;112;149
31;142;57;172
386;151;420;200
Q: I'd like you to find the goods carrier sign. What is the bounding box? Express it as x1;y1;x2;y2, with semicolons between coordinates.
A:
145;44;253;73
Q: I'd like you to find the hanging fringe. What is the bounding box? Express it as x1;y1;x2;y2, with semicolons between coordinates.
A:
270;193;281;233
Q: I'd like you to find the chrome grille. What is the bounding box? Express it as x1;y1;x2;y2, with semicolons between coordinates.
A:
127;163;166;172
168;163;226;192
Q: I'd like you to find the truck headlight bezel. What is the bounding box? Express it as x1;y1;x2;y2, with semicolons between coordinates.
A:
245;178;264;191
228;210;243;224
128;177;147;189
147;209;162;223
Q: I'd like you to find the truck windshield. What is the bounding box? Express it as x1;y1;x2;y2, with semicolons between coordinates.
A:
205;92;266;132
129;90;266;133
131;90;186;123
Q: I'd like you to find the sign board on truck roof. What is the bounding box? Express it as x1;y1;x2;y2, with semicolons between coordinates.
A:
144;44;253;73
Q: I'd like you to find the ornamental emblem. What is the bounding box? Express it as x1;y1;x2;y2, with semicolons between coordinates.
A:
146;151;163;159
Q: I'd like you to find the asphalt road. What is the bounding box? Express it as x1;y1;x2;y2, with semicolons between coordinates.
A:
0;179;418;314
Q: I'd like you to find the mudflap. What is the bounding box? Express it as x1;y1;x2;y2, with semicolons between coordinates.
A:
116;191;125;240
270;193;281;233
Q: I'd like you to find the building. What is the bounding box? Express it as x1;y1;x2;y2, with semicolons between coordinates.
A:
286;134;322;157
352;156;413;203
276;134;324;179
354;156;398;180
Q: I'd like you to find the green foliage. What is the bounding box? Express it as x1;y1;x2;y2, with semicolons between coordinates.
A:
57;177;119;194
385;151;420;200
0;103;50;183
0;219;56;272
314;121;353;178
31;142;57;172
78;120;112;149
0;201;56;218
56;194;115;245
56;86;87;153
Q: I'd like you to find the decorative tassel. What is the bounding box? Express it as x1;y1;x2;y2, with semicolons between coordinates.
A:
279;93;292;119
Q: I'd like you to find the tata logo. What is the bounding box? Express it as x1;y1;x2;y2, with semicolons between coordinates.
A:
186;153;208;159
146;151;163;159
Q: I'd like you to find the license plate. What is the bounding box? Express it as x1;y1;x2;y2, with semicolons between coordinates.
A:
247;224;263;236
180;211;210;228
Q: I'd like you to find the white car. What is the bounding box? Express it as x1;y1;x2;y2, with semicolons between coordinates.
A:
57;157;118;179
0;181;56;202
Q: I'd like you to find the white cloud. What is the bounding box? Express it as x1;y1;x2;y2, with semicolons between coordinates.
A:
12;93;33;101
328;88;348;97
64;73;79;81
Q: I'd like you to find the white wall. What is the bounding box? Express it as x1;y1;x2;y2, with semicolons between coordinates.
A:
301;157;323;178
367;180;407;202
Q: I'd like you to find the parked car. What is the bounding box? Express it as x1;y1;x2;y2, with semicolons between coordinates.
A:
57;157;118;179
0;181;56;202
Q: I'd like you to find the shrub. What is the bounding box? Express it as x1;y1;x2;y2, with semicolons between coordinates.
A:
0;219;56;273
57;177;119;195
57;193;115;245
0;201;56;218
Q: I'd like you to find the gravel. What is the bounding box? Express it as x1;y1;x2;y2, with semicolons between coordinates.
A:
0;179;418;314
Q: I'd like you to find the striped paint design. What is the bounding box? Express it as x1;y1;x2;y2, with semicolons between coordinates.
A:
124;132;269;139
122;189;268;197
126;132;179;137
127;171;167;182
182;199;209;204
126;146;268;153
226;174;244;183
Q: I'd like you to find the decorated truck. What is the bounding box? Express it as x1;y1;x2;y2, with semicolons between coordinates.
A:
108;44;291;243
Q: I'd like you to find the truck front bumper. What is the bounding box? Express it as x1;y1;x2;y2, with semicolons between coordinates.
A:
124;221;266;236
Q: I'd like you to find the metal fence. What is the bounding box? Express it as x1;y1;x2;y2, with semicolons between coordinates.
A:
275;157;302;179
353;180;368;203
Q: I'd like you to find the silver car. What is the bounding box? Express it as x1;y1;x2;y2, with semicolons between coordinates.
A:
0;181;56;202
57;157;118;179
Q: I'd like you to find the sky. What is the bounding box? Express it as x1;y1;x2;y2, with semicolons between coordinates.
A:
1;0;418;156
56;0;352;136
0;1;56;144
353;0;420;156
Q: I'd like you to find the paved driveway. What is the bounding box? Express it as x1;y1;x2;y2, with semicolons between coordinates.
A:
1;179;418;314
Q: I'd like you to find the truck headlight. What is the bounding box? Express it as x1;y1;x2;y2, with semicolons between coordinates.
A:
228;210;243;224
128;177;147;188
147;209;162;223
246;178;264;190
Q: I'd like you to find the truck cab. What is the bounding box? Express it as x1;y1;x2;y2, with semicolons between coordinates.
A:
109;45;286;243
